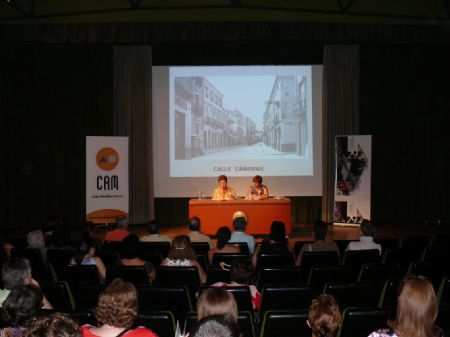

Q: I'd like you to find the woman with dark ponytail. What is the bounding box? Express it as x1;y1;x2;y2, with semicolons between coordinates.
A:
208;226;240;265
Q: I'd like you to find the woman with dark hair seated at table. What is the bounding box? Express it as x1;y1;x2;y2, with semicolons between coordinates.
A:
118;234;156;281
251;221;291;267
81;278;158;337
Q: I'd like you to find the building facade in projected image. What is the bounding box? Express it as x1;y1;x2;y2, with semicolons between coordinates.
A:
263;75;308;155
174;76;260;159
174;74;307;160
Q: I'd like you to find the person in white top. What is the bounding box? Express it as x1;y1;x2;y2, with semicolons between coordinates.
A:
345;219;382;254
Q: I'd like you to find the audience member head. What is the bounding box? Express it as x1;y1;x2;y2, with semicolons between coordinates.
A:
1;284;43;328
148;219;160;234
95;278;138;329
269;221;287;244
197;287;238;322
168;235;197;261
229;258;254;285
313;221;328;241
360;219;374;236
190;315;242;337
307;294;341;337
73;237;97;265
22;312;81;337
216;227;232;250
188;216;201;232
232;216;247;232
119;234;141;259
27;230;45;249
218;175;228;183
2;257;32;290
116;215;128;230
388;275;438;337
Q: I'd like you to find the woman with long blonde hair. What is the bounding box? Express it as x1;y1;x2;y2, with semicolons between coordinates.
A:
368;275;444;337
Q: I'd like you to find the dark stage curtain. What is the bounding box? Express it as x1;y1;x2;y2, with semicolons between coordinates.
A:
322;45;360;223
360;45;450;224
113;45;154;224
0;45;114;230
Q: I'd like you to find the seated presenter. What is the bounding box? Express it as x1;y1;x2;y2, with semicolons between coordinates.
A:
212;175;237;200
246;175;268;200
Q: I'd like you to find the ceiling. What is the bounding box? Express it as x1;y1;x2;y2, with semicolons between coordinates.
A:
1;0;449;26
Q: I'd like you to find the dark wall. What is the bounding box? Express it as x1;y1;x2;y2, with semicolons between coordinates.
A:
360;45;450;224
0;45;114;229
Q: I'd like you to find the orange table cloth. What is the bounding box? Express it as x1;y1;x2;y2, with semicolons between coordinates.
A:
188;198;291;235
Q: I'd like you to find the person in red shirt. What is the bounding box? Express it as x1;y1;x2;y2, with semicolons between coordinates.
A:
104;215;130;242
81;278;158;337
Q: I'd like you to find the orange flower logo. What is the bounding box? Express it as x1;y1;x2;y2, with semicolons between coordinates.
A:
96;147;119;171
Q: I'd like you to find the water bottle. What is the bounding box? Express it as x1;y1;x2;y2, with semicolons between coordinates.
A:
198;190;203;200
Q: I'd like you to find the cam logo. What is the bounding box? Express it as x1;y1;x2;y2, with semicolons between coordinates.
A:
96;147;119;171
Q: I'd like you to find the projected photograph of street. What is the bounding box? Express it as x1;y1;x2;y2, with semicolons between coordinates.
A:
173;73;309;160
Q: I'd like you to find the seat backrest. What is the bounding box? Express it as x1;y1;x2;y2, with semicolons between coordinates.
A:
156;266;200;298
308;265;354;295
206;266;231;285
229;242;250;255
105;265;151;286
66;309;96;326
134;311;175;337
436;303;450;336
382;247;423;266
260;285;314;316
211;253;248;267
138;250;162;267
293;241;313;259
299;251;340;282
73;284;105;310
342;249;381;271
374;238;399;252
41;280;75;311
408;260;450;290
256;266;303;290
399;235;431;249
437;276;450;305
334;240;352;257
257;252;295;269
191;242;211;256
358;263;407;283
65;264;101;286
379;278;400;309
47;247;76;277
324;282;383;310
139;241;171;258
337;307;393;337
260;310;310;337
137;285;192;322
224;286;254;312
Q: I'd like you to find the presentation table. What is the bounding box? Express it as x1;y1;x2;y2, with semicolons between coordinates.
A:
188;198;291;235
